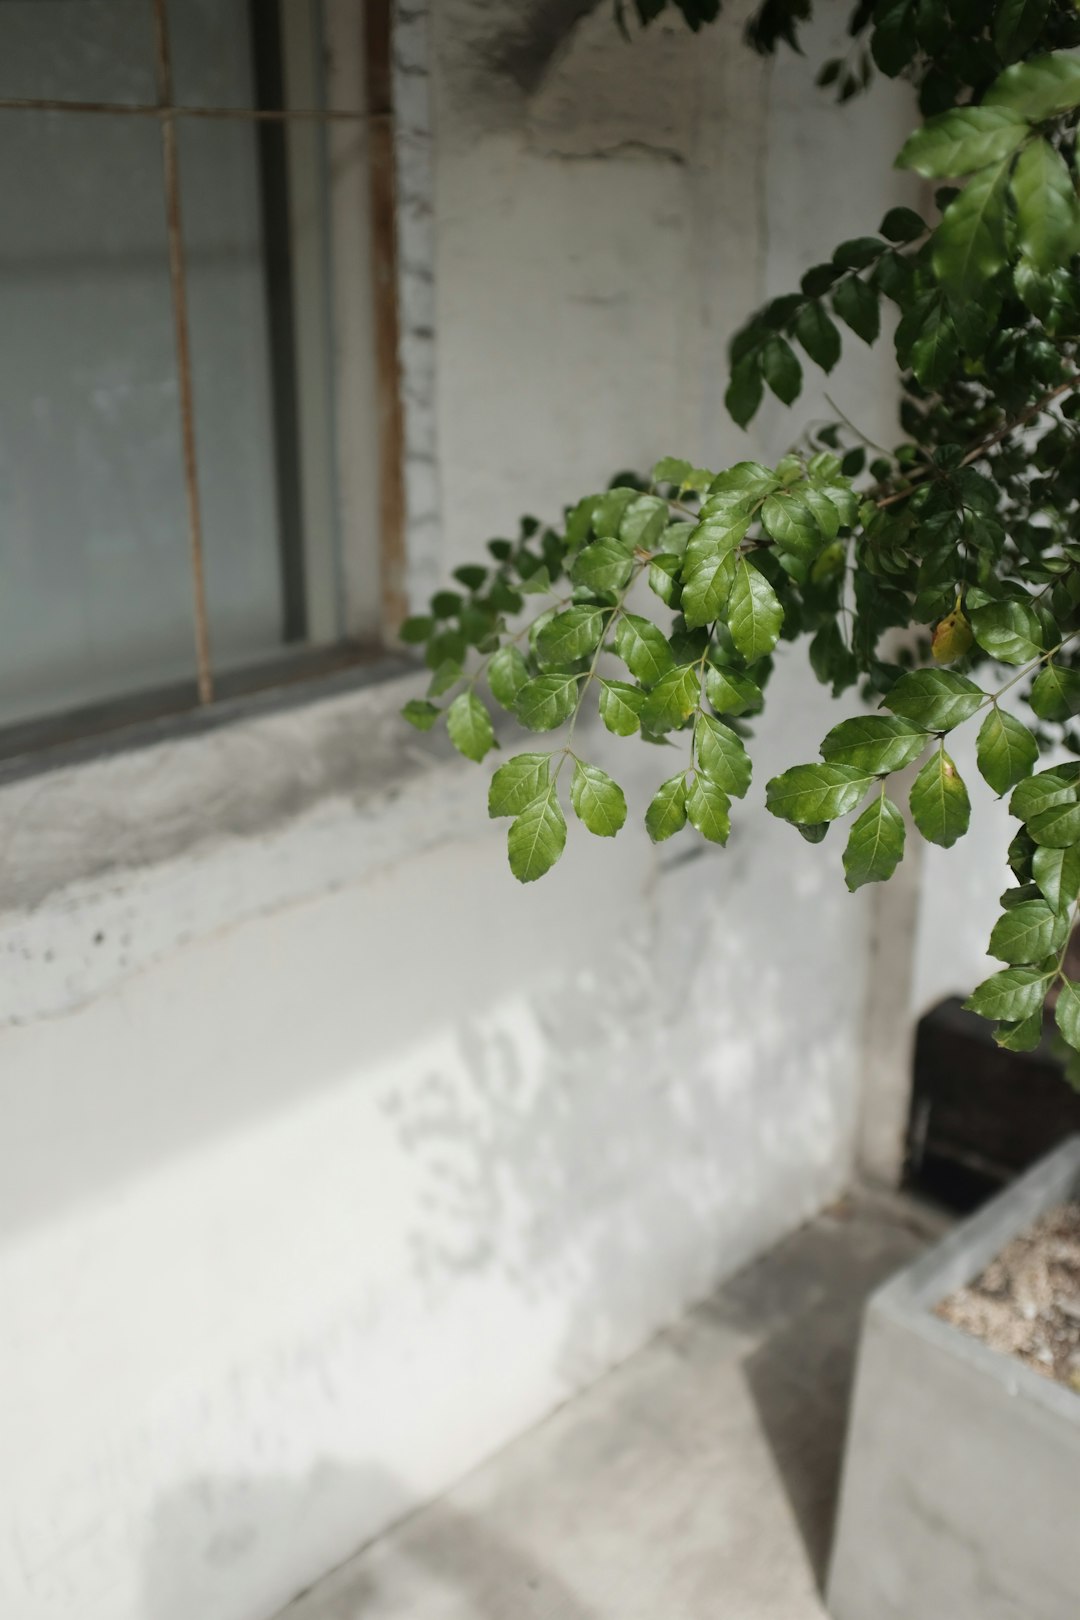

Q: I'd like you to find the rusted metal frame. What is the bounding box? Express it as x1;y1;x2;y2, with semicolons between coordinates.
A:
152;0;214;703
364;0;408;635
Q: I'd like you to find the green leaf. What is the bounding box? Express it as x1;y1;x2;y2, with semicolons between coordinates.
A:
833;236;886;269
648;553;681;605
488;753;552;818
803;488;842;541
641;665;701;731
984;50;1080;122
682;553;736;630
989;899;1067;964
428;657;464;698
565;495;597;548
1030;663;1080;722
686;776;731;844
1032;841;1080;914
843;792;906;890
933;160;1013;302
704;666;762;716
399;614;434;645
907;299;959;389
598;679;646;736
454;563;488;591
975;707;1039;797
873;0;916;75
964;966;1051;1021
519;565;552;596
994;1011;1045;1051
402;699;440;731
645;774;688;842
571;762;627;837
615;614;676;685
507;786;567;883
761;493;821;556
765;763;874;824
709;461;779;499
620;494;670;550
832;276;881;344
793;301;842;371
1027;800;1080;847
880;205;927;242
909;747;971;847
446;691;495;762
761;335;802;404
592;486;639;538
1055;977;1080;1051
820;715;930;774
994;0;1051;62
1008;827;1037;882
652;456;693;487
883;668;984;729
1011;137;1080;273
685;510;752;568
798;822;830;844
896;106;1029;178
488;644;530;710
1000;883;1043;909
726;559;784;663
536;606;604;667
515;674;580;731
695;714;752;798
725;360;764;428
1010;770;1078;821
571;539;635;594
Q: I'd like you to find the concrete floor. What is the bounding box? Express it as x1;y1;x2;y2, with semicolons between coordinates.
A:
279;1193;946;1620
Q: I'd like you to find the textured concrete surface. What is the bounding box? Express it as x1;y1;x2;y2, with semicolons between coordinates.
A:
281;1195;942;1620
0;9;923;1616
829;1141;1080;1620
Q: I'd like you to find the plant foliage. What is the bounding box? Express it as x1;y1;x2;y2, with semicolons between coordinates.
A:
403;3;1080;1084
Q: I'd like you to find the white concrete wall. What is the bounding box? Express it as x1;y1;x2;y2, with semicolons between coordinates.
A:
0;6;916;1618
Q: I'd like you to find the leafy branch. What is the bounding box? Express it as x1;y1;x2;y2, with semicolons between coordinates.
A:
401;23;1080;1081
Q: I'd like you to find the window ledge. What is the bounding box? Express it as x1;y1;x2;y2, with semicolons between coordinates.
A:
0;652;465;917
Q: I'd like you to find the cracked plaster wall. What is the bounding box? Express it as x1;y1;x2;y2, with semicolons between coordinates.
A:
0;6;920;1617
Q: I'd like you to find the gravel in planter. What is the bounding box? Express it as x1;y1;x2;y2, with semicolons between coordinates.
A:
936;1200;1080;1392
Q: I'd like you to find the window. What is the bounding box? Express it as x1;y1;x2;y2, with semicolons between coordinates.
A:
0;0;400;749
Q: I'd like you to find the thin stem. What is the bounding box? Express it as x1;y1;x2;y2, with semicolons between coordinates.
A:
873;373;1080;512
983;626;1080;711
823;392;899;463
564;566;646;746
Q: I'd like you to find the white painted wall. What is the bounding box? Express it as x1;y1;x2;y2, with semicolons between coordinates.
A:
0;6;917;1618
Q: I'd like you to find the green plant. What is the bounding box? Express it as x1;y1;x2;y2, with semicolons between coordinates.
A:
402;3;1080;1077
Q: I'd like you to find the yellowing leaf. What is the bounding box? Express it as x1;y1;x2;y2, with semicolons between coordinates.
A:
931;606;974;663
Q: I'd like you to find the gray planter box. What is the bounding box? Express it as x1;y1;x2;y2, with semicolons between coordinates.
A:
828;1136;1080;1620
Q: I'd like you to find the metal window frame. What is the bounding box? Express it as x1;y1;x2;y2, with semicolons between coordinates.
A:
0;0;405;747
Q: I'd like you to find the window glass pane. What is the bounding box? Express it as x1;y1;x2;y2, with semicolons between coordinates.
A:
0;0;343;730
0;0;157;103
181;113;291;673
0;106;197;724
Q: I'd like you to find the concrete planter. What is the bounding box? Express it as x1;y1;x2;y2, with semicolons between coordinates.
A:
828;1135;1080;1620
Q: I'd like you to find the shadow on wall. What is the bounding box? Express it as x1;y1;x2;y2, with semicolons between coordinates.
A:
482;0;605;92
379;836;859;1396
141;1464;598;1620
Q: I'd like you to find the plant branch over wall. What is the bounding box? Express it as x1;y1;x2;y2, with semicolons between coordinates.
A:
402;2;1080;1082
